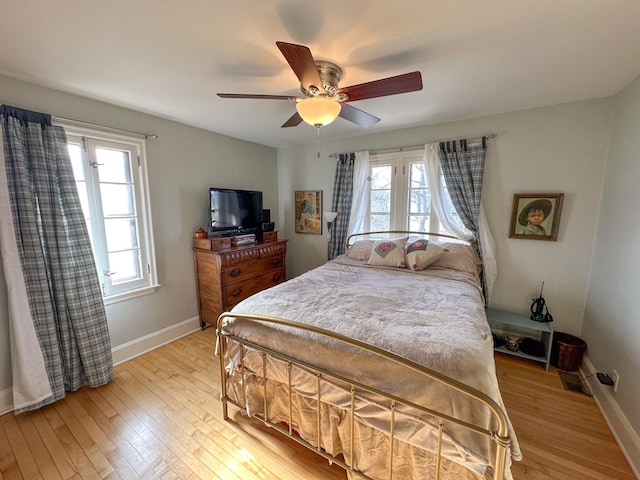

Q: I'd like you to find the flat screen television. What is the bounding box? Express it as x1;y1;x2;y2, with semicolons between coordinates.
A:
209;187;263;235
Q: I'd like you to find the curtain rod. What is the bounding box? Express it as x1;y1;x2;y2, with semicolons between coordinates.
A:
329;133;496;158
52;115;159;139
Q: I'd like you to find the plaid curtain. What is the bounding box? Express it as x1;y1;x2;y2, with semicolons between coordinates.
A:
329;153;355;259
0;105;113;413
439;138;488;293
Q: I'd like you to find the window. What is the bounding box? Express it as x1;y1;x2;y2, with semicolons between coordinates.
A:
366;150;461;236
64;126;158;303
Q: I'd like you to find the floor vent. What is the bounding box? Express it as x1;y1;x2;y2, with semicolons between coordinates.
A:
558;371;590;396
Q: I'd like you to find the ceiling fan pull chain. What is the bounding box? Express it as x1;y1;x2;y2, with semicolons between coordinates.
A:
316;125;321;158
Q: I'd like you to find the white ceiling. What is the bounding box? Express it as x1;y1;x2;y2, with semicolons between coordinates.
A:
2;1;640;148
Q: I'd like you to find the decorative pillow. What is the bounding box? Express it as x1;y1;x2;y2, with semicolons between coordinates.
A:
345;239;376;261
405;238;446;271
368;238;408;268
429;242;481;274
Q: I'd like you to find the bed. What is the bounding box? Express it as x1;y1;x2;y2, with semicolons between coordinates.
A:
216;232;521;480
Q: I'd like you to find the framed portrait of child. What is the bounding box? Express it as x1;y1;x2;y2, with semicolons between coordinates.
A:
509;193;564;241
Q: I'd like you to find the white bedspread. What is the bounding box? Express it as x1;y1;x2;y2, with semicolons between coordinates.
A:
221;257;521;479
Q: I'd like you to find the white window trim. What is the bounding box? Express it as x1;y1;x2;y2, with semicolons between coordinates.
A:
59;123;160;303
103;285;159;306
368;148;444;233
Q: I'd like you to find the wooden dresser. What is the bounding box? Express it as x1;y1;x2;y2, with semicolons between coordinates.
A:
193;237;287;328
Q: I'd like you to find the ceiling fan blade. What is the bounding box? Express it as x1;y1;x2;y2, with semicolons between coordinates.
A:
217;93;297;100
338;103;380;128
337;71;422;103
281;112;303;128
276;41;325;94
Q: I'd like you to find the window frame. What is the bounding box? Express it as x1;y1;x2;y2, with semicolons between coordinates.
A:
367;149;445;234
62;124;159;304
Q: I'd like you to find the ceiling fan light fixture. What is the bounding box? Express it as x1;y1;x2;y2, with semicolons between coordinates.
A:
296;96;341;127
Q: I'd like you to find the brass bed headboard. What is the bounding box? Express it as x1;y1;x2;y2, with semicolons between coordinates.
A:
346;230;465;248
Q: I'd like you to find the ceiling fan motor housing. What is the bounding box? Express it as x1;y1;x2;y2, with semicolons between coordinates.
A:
303;61;342;97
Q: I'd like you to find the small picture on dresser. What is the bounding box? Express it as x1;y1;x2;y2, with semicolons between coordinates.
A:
295;190;322;234
509;193;564;241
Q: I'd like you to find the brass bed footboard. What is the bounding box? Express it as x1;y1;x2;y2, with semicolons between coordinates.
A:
217;312;512;480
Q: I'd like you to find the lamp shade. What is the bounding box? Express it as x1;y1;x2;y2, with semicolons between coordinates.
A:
324;211;338;223
296;97;341;127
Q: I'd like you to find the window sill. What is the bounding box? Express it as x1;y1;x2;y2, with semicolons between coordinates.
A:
103;284;161;305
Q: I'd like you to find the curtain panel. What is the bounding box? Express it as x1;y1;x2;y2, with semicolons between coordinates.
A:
423;143;473;241
438;138;496;300
439;139;485;233
0;105;113;413
347;151;369;237
329;153;356;259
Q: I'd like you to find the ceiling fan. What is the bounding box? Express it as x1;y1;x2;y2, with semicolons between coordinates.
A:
218;41;423;129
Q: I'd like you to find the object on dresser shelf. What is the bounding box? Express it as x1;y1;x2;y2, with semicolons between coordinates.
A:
233;240;256;246
194;236;231;251
231;233;256;246
505;335;520;351
530;281;553;322
193;227;208;239
232;233;255;240
262;231;278;243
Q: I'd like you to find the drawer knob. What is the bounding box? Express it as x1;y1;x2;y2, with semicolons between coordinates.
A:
271;258;280;266
230;268;241;277
231;287;242;297
272;274;281;282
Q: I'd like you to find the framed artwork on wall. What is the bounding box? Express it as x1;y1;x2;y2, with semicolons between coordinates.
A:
295;190;323;234
509;193;564;241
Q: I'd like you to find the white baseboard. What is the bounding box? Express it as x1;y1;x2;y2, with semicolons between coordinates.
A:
0;317;201;415
582;355;640;478
111;316;201;366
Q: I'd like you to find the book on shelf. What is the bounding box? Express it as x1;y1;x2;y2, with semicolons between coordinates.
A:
231;233;256;246
232;240;256;247
232;233;255;240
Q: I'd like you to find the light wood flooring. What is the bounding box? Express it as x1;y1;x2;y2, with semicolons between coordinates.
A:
0;327;634;480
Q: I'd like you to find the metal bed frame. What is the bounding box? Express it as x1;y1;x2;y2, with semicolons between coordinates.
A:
216;231;511;480
346;230;471;247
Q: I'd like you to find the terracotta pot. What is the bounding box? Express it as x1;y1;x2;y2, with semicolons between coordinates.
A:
193;228;208;239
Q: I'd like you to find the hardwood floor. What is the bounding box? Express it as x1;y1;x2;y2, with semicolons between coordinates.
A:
0;328;634;479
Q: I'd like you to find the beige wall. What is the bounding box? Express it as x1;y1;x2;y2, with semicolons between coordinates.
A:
583;73;640;440
278;98;612;337
0;75;278;406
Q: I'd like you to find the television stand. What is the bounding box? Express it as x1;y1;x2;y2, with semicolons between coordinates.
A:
193;237;288;329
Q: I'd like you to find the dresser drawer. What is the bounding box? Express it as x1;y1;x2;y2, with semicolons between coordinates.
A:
225;268;285;307
223;255;284;284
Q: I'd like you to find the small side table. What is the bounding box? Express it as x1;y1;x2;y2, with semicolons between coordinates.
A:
485;307;554;371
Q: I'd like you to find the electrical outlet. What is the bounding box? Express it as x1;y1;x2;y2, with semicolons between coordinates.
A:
613;370;620;392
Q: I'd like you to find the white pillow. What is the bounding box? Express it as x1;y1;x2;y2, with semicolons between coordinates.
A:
368;238;408;268
430;242;481;274
345;239;376;261
405;238;446;271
